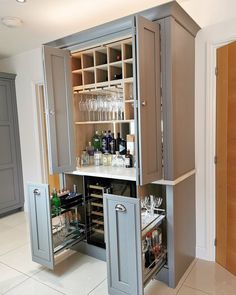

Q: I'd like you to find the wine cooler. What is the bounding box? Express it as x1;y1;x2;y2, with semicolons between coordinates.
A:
85;176;137;248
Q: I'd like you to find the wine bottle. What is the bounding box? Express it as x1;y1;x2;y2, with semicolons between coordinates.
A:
125;150;133;168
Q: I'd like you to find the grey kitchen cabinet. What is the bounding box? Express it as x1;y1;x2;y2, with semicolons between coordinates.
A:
42;13;162;186
43;1;200;182
34;1;200;294
0;73;24;215
104;192;167;295
43;46;76;174
27;182;86;270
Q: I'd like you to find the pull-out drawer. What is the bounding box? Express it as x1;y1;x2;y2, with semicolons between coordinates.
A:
104;194;166;295
27;183;86;270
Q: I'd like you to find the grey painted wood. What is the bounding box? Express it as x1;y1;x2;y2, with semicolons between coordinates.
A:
166;175;195;287
43;46;76;174
161;17;196;180
45;2;199;50
104;194;143;295
135;16;162;185
0;75;24;215
27;182;54;269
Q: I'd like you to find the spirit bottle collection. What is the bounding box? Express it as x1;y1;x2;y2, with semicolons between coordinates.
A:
80;130;134;168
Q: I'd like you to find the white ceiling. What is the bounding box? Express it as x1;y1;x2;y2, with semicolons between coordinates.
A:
0;0;235;59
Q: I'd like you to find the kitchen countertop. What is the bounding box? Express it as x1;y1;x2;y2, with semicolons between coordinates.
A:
68;166;136;181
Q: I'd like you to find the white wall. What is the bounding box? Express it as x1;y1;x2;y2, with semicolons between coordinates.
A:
1;1;235;261
195;18;236;260
0;48;44;211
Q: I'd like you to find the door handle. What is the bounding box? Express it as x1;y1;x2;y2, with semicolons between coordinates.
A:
115;204;126;212
141;100;147;107
33;188;41;196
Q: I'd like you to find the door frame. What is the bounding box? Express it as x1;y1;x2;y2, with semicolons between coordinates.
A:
205;36;236;261
33;82;49;184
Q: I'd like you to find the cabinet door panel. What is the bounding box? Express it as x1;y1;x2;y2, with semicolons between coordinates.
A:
43;46;76;174
28;183;54;269
104;194;143;295
135;16;162;185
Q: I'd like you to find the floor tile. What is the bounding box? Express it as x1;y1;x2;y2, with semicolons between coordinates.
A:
184;259;236;295
0;262;28;294
0;211;28;228
88;279;108;295
0;226;29;256
33;252;107;295
0;243;44;276
178;285;210;295
4;278;65;295
145;279;177;295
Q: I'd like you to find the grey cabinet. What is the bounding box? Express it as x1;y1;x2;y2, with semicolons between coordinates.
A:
27;182;86;270
104;193;167;295
42;16;162;186
28;183;54;269
104;194;143;295
135;16;162;184
0;73;24;215
43;46;76;174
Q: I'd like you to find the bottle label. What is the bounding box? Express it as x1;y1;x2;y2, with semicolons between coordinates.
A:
125;158;130;167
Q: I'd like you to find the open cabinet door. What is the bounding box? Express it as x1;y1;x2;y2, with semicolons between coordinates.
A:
28;183;54;269
104;194;143;295
135;16;162;185
43;46;76;174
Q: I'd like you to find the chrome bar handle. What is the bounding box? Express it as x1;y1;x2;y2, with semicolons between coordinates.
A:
115;204;126;212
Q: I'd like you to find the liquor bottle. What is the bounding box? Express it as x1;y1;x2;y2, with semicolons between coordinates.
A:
110;132;116;154
81;150;89;166
51;188;61;215
115;132;121;152
146;232;155;268
86;141;94;165
125;150;133;168
86;141;94;156
119;138;127;155
107;130;113;153
113;73;122;80
92;131;101;150
101;131;107;153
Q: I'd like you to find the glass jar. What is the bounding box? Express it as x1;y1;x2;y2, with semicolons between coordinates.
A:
81;150;89;166
94;150;102;166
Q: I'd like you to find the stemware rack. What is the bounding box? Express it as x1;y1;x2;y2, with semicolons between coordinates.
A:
71;38;134;124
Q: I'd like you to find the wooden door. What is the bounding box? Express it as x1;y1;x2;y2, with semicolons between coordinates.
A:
216;41;236;275
135;16;162;185
0;76;24;215
43;46;76;174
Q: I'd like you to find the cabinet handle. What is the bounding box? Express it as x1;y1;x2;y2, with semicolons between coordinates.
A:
33;189;41;196
115;204;126;212
141;100;147;107
49;110;55;116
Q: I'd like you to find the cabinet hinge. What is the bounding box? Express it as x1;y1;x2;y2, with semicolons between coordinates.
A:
215;67;218;76
214;238;217;247
214;156;217;165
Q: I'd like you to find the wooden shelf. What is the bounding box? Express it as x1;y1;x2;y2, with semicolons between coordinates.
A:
75;119;134;125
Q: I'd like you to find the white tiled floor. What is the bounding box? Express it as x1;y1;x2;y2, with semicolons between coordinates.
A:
0;211;236;295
